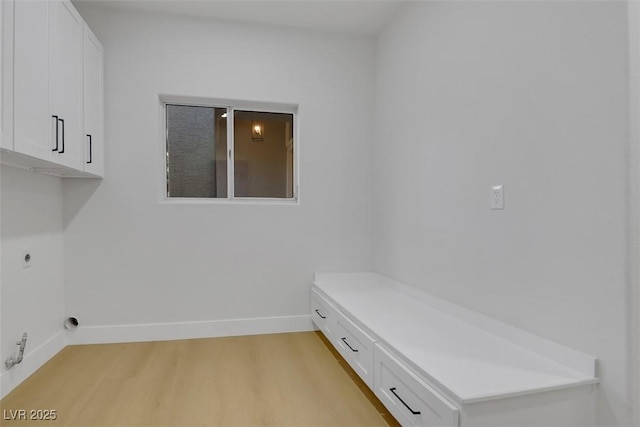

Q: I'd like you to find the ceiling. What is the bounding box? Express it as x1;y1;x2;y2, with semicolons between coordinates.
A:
74;0;408;36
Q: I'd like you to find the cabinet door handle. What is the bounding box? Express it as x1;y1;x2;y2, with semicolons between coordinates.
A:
58;118;65;154
341;337;358;352
87;135;93;164
52;116;59;151
314;309;326;319
389;387;421;415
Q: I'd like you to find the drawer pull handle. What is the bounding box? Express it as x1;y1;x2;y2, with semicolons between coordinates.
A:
341;337;358;352
389;387;421;415
52;115;59;151
314;309;326;319
87;135;93;164
59;118;65;154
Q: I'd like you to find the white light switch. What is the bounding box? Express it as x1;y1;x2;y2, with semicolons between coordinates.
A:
490;185;504;210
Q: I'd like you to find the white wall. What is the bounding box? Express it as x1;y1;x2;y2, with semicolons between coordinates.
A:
374;1;630;426
63;7;374;333
0;166;66;397
627;2;640;424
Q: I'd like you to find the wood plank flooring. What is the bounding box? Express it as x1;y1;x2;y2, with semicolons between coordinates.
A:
0;332;399;426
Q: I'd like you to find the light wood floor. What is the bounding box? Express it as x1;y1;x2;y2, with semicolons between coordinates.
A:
0;332;399;426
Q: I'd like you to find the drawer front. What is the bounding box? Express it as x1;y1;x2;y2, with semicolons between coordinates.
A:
311;289;335;340
334;310;375;388
374;344;459;427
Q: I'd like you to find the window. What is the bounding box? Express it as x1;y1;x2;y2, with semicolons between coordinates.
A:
163;99;296;201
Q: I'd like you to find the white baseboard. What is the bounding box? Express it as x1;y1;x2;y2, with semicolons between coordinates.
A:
0;330;66;400
67;315;314;345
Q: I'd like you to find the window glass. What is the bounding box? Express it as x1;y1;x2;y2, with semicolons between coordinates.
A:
166;105;227;198
164;101;295;201
233;111;294;198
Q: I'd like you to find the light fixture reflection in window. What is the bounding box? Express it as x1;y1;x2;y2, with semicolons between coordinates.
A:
251;120;264;141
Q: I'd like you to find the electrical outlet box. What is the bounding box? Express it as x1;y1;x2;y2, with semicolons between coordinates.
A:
22;248;32;269
490;185;504;210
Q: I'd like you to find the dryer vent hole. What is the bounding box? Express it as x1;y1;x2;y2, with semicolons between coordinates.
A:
64;317;79;330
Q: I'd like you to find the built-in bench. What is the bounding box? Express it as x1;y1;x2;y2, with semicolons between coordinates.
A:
311;273;598;427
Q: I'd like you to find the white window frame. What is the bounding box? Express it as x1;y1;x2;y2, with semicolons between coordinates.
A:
159;95;299;205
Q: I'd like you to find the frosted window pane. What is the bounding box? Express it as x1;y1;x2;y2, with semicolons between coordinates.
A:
166;105;227;198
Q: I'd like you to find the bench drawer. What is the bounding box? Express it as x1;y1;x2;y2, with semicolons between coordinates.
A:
374;344;459;427
311;289;336;340
334;309;375;388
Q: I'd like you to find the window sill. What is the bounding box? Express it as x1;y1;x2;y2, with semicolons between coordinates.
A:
159;197;300;206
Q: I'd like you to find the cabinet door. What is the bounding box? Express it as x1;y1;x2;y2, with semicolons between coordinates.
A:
49;0;83;170
13;0;51;160
0;0;13;151
83;25;104;177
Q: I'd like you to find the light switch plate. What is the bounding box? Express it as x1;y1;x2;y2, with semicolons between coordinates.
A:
491;185;504;210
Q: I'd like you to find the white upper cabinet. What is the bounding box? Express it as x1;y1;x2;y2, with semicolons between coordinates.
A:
49;0;84;171
13;0;50;160
5;0;103;178
83;25;104;177
0;0;14;151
